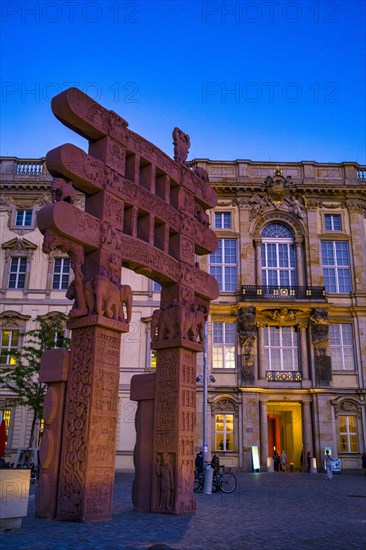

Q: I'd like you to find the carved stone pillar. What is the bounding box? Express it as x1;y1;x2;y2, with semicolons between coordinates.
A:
302;401;314;459
130;373;156;512
260;401;268;468
36;349;69;519
151;346;197;514
257;324;266;381
56;316;128;522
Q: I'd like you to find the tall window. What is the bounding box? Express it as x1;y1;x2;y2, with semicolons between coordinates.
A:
261;224;296;286
329;324;355;370
15;209;33;227
52;258;71;290
0;409;11;447
214;212;231;229
339;415;358;453
325;214;342;231
264;326;299;371
212;322;235;369
321;241;351;293
215;413;234;451
8;258;27;289
210;239;238;291
0;330;19;365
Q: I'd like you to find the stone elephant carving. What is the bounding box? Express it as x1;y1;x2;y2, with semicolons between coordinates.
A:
67;277;132;322
158;301;182;340
120;283;133;323
93;275;132;322
182;305;205;342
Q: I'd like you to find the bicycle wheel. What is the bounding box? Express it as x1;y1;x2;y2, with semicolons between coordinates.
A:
220;473;237;493
194;474;204;493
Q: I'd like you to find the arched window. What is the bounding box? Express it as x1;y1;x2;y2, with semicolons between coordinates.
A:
261;223;296;286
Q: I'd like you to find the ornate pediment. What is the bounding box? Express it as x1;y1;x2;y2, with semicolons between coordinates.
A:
0;310;31;328
2;237;38;253
331;397;361;419
257;307;310;327
211;399;236;413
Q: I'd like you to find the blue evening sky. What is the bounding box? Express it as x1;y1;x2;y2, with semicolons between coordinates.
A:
1;0;365;164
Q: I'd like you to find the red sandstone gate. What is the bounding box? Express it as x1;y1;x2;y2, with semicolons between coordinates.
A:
35;88;218;521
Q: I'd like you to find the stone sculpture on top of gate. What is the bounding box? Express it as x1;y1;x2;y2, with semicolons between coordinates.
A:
35;88;219;521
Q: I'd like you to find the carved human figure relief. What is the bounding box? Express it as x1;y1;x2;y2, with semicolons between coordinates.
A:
156;452;175;512
172;127;191;165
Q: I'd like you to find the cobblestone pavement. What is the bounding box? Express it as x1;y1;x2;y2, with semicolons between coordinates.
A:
1;471;365;549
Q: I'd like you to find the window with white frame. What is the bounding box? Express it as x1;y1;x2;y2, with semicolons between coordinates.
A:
339;415;358;453
325;214;342;231
215;413;234;451
212;322;236;369
264;326;299;371
15;209;33;227
214;212;232;229
209;239;238;291
0;330;19;365
321;241;352;293
329;324;355;370
261;223;297;286
8;257;27;289
52;258;71;290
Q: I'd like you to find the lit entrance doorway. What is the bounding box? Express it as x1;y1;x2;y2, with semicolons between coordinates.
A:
267;402;303;469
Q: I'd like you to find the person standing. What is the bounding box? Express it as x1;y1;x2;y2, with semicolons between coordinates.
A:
361;452;366;476
273;451;280;472
211;453;220;475
195;451;203;474
307;451;311;473
325;450;335;480
280;450;288;472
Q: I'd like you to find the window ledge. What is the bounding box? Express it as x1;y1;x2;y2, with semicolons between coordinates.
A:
212;368;237;372
332;370;357;374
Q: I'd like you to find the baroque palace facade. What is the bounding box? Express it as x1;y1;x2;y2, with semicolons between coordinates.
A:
0;156;365;471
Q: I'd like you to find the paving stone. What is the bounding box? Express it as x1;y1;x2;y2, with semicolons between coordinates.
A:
1;472;365;549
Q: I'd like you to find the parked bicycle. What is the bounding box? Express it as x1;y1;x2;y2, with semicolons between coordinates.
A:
194;465;237;494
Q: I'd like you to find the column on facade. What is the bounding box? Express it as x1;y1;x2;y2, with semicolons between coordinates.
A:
257;324;266;381
302;401;314;459
299;324;310;381
254;239;262;285
260;400;269;468
295;239;304;287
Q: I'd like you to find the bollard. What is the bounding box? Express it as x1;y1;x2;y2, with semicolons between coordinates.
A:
290;462;294;472
267;457;274;473
310;457;317;474
204;465;214;494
